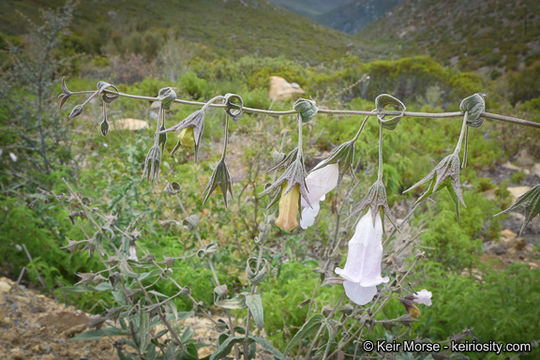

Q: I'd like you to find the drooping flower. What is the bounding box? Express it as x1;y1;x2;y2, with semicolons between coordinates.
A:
171;127;196;156
262;148;310;231
128;246;138;261
275;183;300;231
335;209;389;305
412;289;432;306
202;159;233;207
400;289;432;318
299;163;339;229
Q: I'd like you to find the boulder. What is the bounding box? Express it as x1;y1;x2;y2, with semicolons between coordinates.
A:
268;76;304;101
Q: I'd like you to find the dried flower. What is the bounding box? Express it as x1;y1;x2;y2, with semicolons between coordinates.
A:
403;152;465;217
166;96;223;161
275;183;300;231
300;163;339;229
202;159;233;206
57;78;72;109
335;209;388;305
312;140;355;178
142;144;161;182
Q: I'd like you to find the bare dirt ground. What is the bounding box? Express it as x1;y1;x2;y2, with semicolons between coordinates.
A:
0;276;267;360
0;276;116;359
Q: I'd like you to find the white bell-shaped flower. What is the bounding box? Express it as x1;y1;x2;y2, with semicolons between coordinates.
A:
412;289;432;306
300;163;339;229
128;246;138;262
335;209;389;305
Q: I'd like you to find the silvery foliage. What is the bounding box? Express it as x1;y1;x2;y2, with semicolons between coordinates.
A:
57;77;536;360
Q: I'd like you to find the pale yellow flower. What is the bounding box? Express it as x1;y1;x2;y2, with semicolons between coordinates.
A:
171;127;195;155
275;183;300;231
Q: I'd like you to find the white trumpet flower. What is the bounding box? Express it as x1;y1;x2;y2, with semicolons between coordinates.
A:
335;209;389;305
128;246;138;262
300;163;339;229
412;289;432;306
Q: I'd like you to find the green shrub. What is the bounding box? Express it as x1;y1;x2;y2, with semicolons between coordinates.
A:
179;71;209;100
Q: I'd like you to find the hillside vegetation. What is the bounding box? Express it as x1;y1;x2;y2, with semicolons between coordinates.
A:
359;0;540;75
0;0;373;64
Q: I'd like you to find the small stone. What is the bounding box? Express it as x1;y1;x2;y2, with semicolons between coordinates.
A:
40;343;51;354
502;162;521;171
533;163;540;178
500;229;517;241
62;323;87;338
0;280;12;293
507;186;531;201
11;348;24;360
0;316;10;327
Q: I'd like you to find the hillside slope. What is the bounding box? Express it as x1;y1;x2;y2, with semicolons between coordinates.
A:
315;0;403;34
0;0;372;63
269;0;351;20
358;0;540;75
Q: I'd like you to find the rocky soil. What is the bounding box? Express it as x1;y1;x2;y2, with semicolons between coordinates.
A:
0;276;229;360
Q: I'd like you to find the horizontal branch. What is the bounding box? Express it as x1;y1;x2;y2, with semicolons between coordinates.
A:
71;89;540;129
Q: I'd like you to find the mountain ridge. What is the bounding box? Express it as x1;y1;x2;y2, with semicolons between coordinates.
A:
0;0;375;64
358;0;540;75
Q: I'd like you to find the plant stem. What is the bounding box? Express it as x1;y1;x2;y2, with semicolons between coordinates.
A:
68;88;540;128
377;123;384;181
351;114;371;143
221;114;229;161
454;111;469;155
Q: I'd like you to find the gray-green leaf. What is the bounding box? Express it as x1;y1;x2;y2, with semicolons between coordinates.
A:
284;314;324;355
460;93;486;128
244;294;264;330
375;94;405;130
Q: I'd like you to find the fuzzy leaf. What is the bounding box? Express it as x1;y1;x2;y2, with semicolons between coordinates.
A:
375;94;405;130
244;294;264;330
460;93;486;128
284;314;324;354
215;296;246;310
